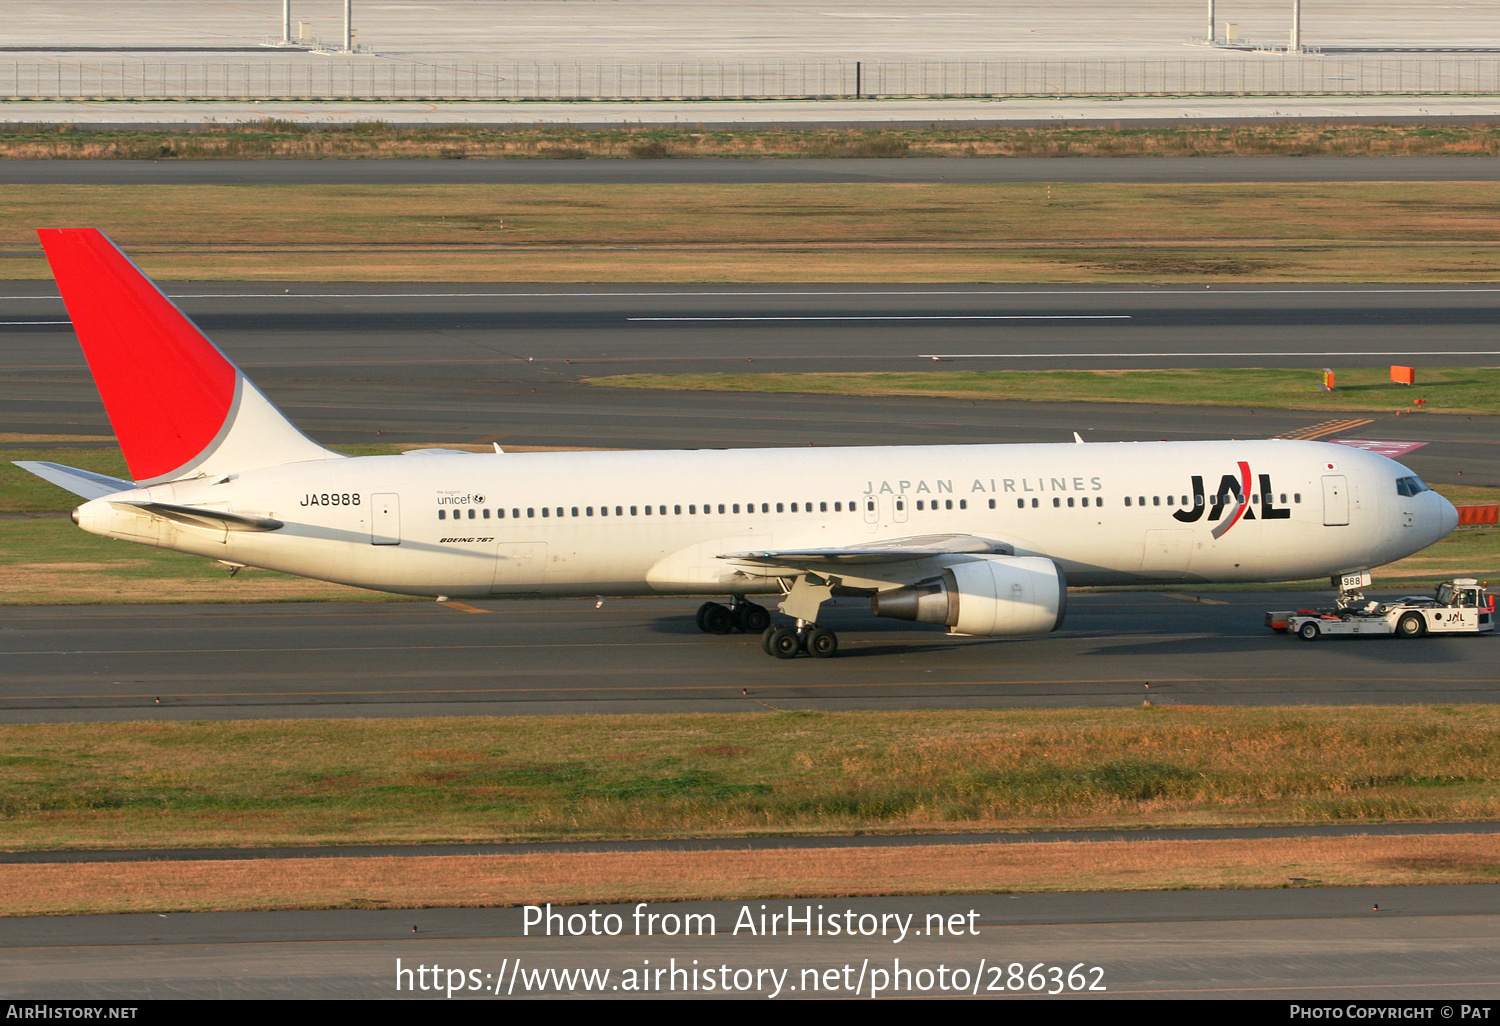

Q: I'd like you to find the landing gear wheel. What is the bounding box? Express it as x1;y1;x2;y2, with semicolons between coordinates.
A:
767;626;801;659
701;603;736;635
1298;620;1321;641
761;625;779;655
807;627;839;659
1397;612;1426;638
735;602;771;634
695;602;717;633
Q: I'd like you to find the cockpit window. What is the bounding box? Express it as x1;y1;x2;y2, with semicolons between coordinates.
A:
1395;476;1430;497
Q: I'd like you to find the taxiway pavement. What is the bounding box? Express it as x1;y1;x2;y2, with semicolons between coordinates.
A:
1;592;1493;723
4;887;1498;999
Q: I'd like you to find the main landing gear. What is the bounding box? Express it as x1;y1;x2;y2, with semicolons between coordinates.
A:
758;573;840;659
696;598;840;658
696;597;771;635
762;622;839;660
699;577;842;659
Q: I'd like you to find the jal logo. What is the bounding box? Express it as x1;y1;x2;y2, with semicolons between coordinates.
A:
1172;461;1291;538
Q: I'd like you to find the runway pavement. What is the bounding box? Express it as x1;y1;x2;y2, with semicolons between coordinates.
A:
6;156;1500;185
1;591;1493;723
3;282;1496;487
4;887;1498;999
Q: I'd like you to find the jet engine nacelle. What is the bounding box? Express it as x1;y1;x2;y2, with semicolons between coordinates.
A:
871;555;1067;637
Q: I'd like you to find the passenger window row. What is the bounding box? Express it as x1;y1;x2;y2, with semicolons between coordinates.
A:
438;495;1020;521
437;500;868;521
1121;493;1302;507
437;490;1307;521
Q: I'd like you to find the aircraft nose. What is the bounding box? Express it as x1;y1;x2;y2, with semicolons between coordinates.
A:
1435;492;1459;538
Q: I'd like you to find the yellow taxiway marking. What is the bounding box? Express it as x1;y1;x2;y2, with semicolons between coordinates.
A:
439;601;491;614
1276;417;1375;441
1162;593;1230;605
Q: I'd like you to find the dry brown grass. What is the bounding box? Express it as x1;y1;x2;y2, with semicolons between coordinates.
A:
6;709;1500;852
6;182;1500;281
9;122;1500;161
5;834;1497;916
8;182;1500;246
4;243;1498;283
0;434;116;444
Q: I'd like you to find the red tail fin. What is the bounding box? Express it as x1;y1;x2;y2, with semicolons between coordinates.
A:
37;228;336;483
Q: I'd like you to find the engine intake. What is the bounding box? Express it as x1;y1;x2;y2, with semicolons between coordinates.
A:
872;556;1066;637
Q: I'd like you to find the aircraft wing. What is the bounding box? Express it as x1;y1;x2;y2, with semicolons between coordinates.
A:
719;533;1012;568
13;461;134;499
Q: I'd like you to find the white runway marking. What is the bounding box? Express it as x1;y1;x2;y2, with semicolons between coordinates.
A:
0;321;70;325
921;350;1500;358
630;315;1132;322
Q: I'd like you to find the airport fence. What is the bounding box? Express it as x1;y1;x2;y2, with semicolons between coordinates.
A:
5;56;1500;101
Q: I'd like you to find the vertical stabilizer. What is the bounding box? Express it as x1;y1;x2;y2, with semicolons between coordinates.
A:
36;228;340;485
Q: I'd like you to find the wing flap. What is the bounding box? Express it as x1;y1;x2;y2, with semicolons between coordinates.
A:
719;533;1011;568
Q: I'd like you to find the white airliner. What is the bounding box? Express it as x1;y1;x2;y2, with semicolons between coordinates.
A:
17;229;1459;658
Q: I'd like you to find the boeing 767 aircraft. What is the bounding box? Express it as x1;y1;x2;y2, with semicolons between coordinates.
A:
16;229;1459;658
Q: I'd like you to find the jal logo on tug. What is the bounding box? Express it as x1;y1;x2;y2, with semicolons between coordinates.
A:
1172;461;1291;538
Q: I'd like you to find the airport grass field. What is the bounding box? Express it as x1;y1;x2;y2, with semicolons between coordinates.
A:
3;707;1500;913
591;367;1500;417
5;181;1500;281
3;706;1499;848
7;121;1500;161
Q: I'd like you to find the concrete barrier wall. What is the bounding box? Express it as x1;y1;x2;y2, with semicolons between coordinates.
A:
6;57;1500;101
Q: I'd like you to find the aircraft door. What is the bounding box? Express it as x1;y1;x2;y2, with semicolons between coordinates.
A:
863;496;878;530
492;542;547;593
1140;529;1192;577
891;494;909;524
371;493;401;545
1322;475;1349;526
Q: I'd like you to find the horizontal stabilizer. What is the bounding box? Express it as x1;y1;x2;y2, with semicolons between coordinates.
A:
109;501;284;533
12;461;133;499
721;533;1012;567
